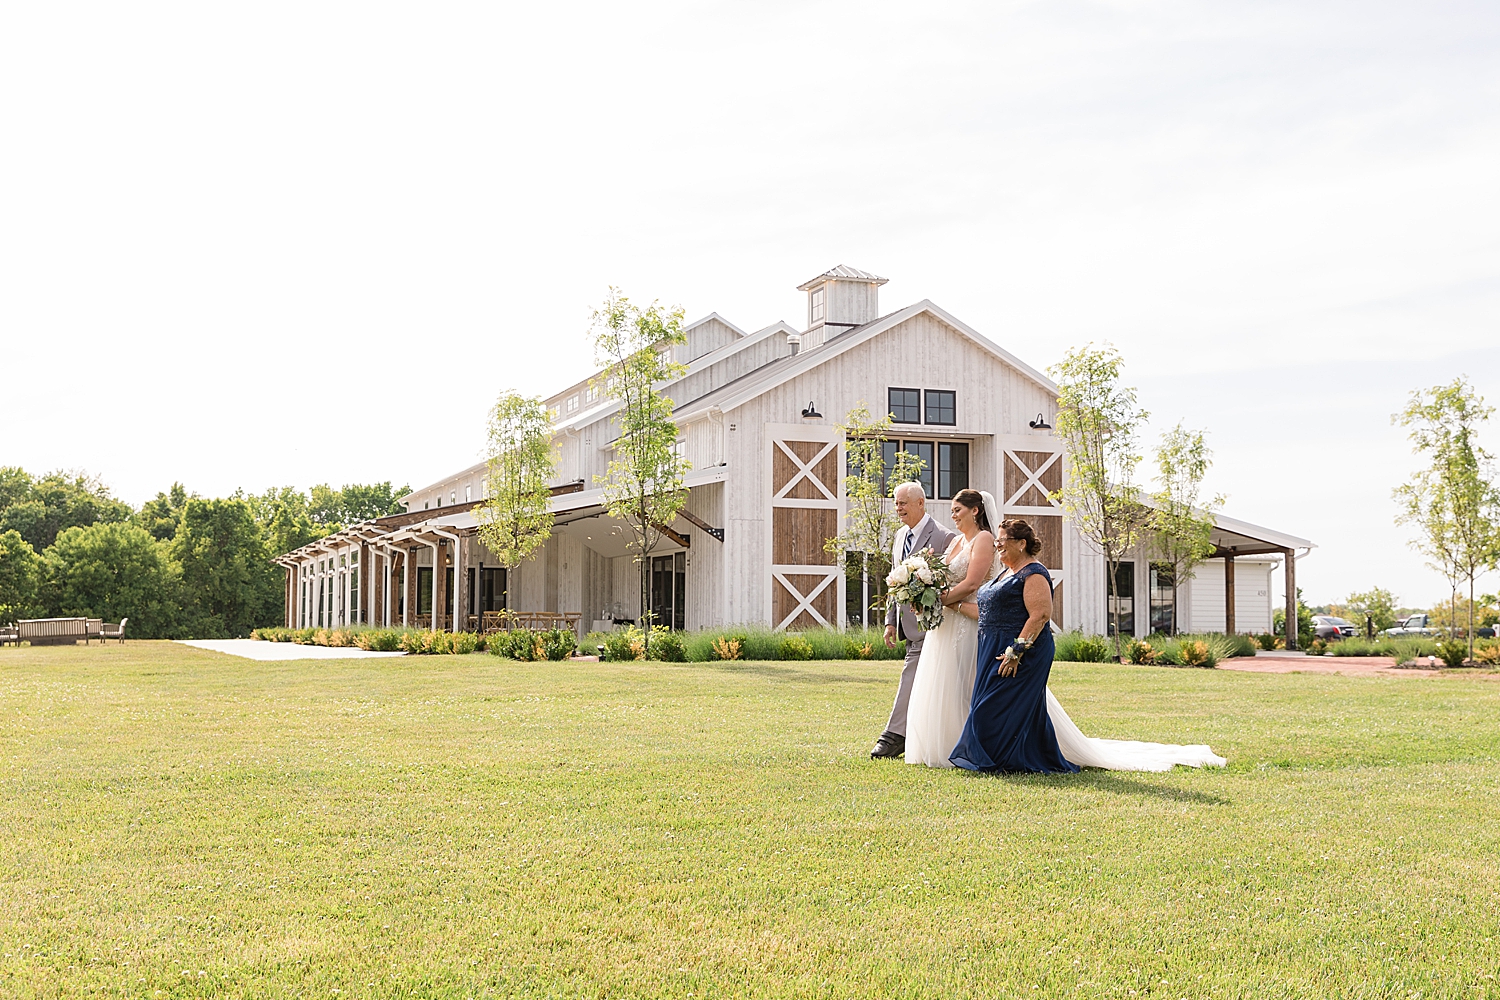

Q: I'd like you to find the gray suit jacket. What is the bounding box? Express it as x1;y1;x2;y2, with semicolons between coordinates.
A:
885;516;959;643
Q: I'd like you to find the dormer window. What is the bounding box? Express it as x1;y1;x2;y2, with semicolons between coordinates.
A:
567;396;579;413
585;385;600;404
810;287;825;326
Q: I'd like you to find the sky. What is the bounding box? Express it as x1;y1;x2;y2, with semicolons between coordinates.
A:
3;1;1498;609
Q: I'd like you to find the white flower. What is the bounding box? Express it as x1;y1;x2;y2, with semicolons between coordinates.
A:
887;563;911;586
903;556;926;574
916;565;934;585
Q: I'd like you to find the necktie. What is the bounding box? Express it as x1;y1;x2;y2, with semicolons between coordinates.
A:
902;528;914;560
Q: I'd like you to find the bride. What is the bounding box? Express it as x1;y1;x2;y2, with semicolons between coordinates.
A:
905;491;1227;772
904;489;1001;767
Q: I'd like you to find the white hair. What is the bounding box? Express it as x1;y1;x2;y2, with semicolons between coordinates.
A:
893;481;926;500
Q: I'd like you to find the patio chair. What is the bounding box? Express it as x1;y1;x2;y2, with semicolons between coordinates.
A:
100;618;129;644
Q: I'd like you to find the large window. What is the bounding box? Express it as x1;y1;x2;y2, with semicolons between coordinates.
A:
888;387;921;424
1107;561;1136;637
1150;563;1175;635
937;442;969;500
924;390;956;425
865;438;970;499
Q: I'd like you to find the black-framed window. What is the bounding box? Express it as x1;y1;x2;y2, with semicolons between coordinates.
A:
925;390;956;426
888;387;920;424
1149;563;1175;635
1107;561;1135;637
937;442;969;500
905;441;934;499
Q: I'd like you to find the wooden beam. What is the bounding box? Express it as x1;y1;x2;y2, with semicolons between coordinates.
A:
677;509;724;542
654;522;691;549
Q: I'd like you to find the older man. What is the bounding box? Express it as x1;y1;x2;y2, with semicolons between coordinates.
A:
871;481;958;759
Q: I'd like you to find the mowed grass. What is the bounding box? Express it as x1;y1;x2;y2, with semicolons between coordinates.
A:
2;644;1499;999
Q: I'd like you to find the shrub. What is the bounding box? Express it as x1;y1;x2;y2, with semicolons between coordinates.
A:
1256;633;1277;651
709;635;744;661
539;628;577;661
1122;638;1157;665
1307;638;1327;656
1473;641;1500;665
779;634;814;660
844;637;875;660
600;627;646;662
1224;634;1259;658
1054;631;1112;663
649;630;687;662
1435;639;1469;668
452;631;481;655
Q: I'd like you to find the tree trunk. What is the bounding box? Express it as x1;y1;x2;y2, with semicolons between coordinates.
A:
1469;577;1476;665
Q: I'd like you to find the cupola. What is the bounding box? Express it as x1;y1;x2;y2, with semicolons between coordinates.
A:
796;265;887;350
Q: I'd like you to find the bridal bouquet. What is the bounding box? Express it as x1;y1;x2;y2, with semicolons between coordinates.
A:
885;547;953;631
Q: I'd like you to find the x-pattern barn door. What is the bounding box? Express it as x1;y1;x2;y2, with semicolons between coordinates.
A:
1001;446;1067;626
766;424;843;630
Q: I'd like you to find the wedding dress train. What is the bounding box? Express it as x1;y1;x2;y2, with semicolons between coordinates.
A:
1045;688;1227;771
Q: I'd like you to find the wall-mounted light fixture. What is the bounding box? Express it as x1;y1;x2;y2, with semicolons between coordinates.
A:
801;401;822;419
1028;413;1052;430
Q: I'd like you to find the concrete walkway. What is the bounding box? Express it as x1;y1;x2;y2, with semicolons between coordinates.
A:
176;639;406;661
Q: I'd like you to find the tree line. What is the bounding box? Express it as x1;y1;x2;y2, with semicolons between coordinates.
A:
0;469;408;637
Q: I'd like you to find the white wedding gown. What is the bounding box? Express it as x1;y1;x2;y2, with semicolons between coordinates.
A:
906;541;1228;771
906;535;998;767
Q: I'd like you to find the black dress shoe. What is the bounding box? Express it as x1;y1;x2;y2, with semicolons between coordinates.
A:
870;732;906;758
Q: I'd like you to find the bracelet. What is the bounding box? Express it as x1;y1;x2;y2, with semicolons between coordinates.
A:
1012;635;1033;653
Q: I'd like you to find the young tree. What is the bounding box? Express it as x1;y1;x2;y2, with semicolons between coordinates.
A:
1049;344;1151;659
1343;587;1399;635
1149;423;1222;634
1394;378;1500;662
824;403;928;626
475;391;557;589
590;289;690;652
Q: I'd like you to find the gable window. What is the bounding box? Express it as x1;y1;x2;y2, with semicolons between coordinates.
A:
925;390;956;426
567;395;579;413
585;385;599;403
888;387;920;424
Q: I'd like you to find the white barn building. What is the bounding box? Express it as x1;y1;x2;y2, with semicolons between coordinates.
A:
276;267;1313;644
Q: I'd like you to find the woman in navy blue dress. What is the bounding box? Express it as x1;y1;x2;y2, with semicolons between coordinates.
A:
949;518;1078;774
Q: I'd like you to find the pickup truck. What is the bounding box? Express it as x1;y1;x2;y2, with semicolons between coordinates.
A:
1383;613;1436;638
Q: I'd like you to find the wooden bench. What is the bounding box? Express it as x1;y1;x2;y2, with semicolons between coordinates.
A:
0;625;18;647
18;618;90;646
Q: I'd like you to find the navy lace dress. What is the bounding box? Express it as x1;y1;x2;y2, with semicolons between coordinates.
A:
949;561;1078;774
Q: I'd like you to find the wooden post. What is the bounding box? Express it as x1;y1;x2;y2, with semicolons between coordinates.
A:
1224;553;1236;636
405;548;418;627
360;543;372;625
1283;547;1298;650
434;541;449;631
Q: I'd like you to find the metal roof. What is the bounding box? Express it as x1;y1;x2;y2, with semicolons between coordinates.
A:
796;265;889;291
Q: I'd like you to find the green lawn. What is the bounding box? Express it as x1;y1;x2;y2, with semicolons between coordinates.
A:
2;643;1498;999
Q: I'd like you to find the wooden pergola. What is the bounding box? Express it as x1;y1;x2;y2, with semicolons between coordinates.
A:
1205;513;1315;649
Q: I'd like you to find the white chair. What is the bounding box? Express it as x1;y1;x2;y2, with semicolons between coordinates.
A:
100;618;129;643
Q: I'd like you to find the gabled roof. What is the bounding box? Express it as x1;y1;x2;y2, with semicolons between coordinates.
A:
549;319;800;434
674;299;1057;421
682;311;749;337
797;264;888;290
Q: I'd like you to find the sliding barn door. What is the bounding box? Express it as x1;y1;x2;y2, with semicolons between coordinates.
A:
1001;446;1066;626
766;424;843;630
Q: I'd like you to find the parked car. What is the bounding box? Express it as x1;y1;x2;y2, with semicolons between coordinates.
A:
1478;626;1496;639
1313;615;1358;641
1383;613;1436;638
